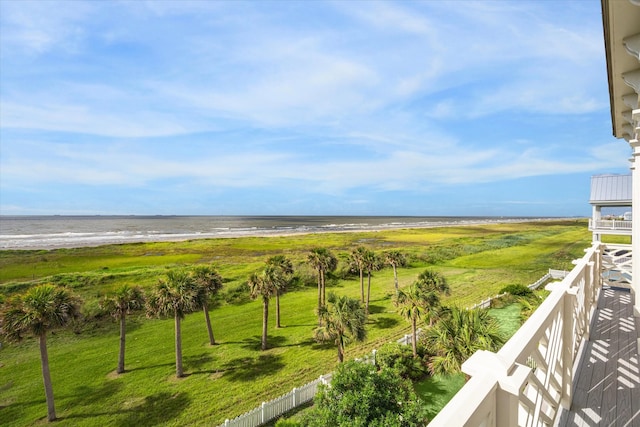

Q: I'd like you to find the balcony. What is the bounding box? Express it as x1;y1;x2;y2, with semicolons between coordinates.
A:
589;219;633;235
429;242;640;426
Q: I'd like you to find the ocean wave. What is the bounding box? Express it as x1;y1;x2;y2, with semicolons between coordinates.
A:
0;216;547;250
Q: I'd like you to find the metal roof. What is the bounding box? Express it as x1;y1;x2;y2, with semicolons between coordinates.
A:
590;174;632;205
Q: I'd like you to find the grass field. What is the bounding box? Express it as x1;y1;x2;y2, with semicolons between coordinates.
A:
0;220;591;426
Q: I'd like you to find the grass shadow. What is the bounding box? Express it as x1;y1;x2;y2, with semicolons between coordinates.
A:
373;316;399;329
184;352;217;373
367;304;385;314
239;335;289;351
125;361;174;373
117;391;190;427
414;373;465;420
220;354;285;382
67;379;123;408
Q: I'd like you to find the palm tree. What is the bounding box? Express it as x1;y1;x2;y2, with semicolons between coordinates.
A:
0;284;81;422
248;270;277;350
191;265;223;345
314;292;367;363
415;269;450;325
100;284;145;374
395;285;425;357
347;246;368;303
265;255;294;328
362;250;380;315
423;306;505;375
146;270;199;378
307;248;338;323
384;250;406;296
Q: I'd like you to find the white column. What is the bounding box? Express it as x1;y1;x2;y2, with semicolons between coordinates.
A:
631;138;640;316
592;205;601;242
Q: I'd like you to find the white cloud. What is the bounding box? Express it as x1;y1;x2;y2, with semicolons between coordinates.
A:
0;1;621;215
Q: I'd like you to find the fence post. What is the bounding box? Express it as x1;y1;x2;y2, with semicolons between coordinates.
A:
292;387;297;406
261;402;266;424
224;420;229;427
372;349;377;365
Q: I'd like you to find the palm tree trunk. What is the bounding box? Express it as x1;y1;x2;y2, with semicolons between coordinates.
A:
337;335;344;363
262;299;269;350
117;315;126;374
393;265;399;296
203;303;215;345
366;271;372;314
359;268;364;303
175;313;184;378
317;269;322;325
39;333;56;421
411;317;418;357
321;270;326;307
275;291;281;328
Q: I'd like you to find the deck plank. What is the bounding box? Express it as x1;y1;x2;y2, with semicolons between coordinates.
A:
558;287;640;427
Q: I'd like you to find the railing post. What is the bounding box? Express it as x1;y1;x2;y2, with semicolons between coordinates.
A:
561;287;578;409
261;402;266;424
292;387;297;406
496;363;531;427
462;350;531;427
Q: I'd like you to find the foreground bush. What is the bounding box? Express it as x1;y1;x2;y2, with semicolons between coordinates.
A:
302;361;428;427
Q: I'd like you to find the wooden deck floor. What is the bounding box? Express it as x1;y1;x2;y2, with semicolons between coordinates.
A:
558;287;640;427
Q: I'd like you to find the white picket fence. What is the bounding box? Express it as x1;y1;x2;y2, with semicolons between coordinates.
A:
219;374;332;427
219;271;553;427
218;328;423;427
468;271;554;310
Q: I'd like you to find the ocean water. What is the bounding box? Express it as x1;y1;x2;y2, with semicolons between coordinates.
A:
0;215;538;250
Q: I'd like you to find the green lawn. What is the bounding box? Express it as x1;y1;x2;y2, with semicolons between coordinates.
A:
0;220;590;426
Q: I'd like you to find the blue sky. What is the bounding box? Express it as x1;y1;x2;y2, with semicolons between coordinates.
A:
0;0;631;216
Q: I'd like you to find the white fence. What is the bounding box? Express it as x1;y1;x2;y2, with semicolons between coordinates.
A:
219;327;424;427
219;268;564;427
430;242;605;426
219;374;332;427
469;271;553;310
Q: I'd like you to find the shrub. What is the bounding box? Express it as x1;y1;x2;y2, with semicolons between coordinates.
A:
499;284;533;297
375;342;429;380
302;361;427;427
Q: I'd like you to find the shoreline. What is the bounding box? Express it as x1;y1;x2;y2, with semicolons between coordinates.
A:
0;217;578;251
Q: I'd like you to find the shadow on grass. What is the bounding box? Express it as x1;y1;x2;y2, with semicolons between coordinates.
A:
373;316;399;329
184;352;217;372
61;391;190;426
414;373;466;420
367;304;385;314
239;335;289;351
221;354;285;382
125;361;174;373
68;379;122;408
117;391;190;427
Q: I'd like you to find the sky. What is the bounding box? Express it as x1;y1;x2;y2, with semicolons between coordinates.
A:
0;0;632;217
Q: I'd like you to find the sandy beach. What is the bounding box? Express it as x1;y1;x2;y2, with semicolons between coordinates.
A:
0;216;569;250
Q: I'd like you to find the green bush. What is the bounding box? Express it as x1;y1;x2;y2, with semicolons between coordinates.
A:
302;361;427;427
499;284;533;297
375;342;429;380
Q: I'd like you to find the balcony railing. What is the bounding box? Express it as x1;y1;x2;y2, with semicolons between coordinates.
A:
589;219;632;232
430;242;610;426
